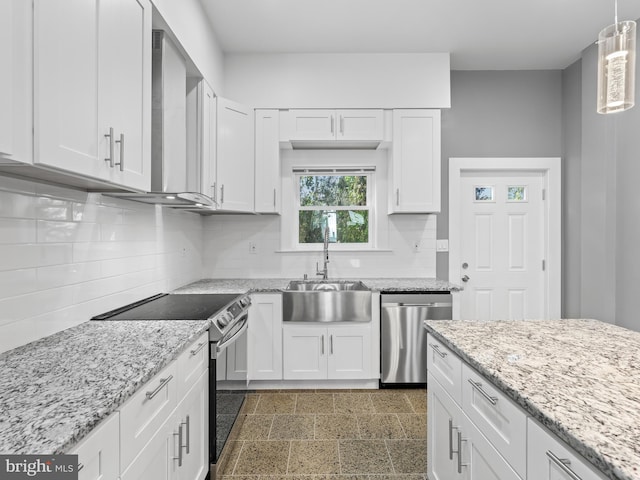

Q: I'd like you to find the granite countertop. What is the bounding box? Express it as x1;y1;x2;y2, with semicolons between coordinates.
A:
0;319;210;454
174;277;461;294
424;319;640;480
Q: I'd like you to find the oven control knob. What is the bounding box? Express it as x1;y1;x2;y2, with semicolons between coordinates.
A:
240;297;250;307
217;312;232;328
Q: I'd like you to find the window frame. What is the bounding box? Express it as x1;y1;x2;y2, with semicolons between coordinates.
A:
294;171;373;248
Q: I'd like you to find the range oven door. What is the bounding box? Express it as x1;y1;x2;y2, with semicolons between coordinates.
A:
210;312;248;476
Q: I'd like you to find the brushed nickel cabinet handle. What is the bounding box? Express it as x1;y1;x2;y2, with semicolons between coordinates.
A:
273;188;277;207
330;334;334;354
184;415;190;454
340;115;344;135
468;379;498;405
220;184;225;204
190;342;206;356
396;188;400;206
104;127;114;168
430;343;447;358
145;375;173;400
448;419;455;460
330;115;334;135
77;463;84;472
321;335;325;355
173;424;183;466
115;133;124;171
546;451;582;480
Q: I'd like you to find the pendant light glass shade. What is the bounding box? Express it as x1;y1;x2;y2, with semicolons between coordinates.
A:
597;20;636;114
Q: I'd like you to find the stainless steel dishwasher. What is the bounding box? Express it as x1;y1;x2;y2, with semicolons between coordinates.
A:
380;293;452;387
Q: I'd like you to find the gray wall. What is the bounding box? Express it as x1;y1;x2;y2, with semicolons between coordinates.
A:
437;70;563;280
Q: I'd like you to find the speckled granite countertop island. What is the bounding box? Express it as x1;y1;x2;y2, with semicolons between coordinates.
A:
174;277;461;294
0;320;210;454
424;319;640;480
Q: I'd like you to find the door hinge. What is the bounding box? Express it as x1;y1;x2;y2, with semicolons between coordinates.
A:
542;259;546;271
542;189;546;200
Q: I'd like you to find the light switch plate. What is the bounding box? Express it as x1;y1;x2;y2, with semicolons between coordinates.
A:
436;239;449;252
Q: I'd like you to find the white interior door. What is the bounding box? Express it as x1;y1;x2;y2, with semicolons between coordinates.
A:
449;158;561;321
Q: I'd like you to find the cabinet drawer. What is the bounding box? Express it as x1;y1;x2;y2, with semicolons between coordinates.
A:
120;360;178;471
70;412;119;480
426;333;462;404
177;332;209;399
462;364;526;478
527;419;607;480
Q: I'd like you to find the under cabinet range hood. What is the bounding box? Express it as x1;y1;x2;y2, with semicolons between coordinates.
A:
104;30;215;211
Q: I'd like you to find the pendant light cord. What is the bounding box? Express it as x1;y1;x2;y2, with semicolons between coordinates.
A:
614;0;619;25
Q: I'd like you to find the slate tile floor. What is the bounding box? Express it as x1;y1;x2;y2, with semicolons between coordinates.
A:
219;389;427;480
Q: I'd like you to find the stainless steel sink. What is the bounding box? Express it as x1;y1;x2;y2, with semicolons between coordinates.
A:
283;280;372;322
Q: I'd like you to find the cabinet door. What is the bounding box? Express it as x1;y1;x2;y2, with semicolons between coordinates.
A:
248;293;283;381
527;419;607;480
70;413;120;480
226;330;248;381
428;373;464;480
216;97;254;212
287;110;336;140
200;81;218;202
390;109;441;213
34;0;104;178
0;0;31;164
283;325;327;380
99;0;151;191
121;412;178;480
177;372;208;480
327;325;372;379
461;415;522;480
336;109;384;141
254;110;281;214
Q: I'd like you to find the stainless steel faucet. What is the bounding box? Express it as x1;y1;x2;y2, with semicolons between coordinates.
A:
316;226;330;280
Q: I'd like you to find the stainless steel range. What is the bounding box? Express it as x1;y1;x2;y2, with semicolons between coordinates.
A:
92;292;251;479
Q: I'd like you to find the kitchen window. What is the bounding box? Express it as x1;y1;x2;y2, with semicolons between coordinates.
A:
296;171;371;247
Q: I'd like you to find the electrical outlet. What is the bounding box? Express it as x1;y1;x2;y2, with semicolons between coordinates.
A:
249;241;257;254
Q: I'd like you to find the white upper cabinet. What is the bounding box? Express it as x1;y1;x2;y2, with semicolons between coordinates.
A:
215;97;254;212
199;81;217;202
34;0;151;191
389;109;441;213
283;109;384;146
254;109;280;214
0;0;32;164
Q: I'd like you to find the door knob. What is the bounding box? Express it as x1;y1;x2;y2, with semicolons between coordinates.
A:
462;262;468;269
461;275;470;283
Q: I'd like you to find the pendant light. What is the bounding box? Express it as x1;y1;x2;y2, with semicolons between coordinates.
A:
597;0;636;114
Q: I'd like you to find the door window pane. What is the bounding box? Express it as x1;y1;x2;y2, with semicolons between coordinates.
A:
475;186;494;201
507;186;527;201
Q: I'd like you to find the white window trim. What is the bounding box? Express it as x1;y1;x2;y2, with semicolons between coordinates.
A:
280;150;389;252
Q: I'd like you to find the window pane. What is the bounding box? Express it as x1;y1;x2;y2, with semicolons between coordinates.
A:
507;186;527;201
299;175;367;206
299;210;369;244
475;186;494;201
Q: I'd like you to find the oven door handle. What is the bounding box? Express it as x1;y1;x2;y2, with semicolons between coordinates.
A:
216;315;249;354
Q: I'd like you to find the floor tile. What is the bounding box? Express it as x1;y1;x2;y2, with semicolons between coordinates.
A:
404;389;428;413
369;393;414;414
386;439;427;474
339;439;393;474
254;393;297;414
234;440;291;475
218;440;243;476
288;440;340;475
239;414;274;440
334;393;375;414
356;414;405;439
397;413;427;439
296;393;335;413
315;414;359;439
244;393;260;414
270;414;315;440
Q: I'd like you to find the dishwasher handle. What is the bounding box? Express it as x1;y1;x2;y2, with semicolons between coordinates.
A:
382;302;452;308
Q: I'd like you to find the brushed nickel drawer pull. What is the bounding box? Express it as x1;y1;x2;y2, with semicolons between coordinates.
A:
429;343;447;358
77;463;84;471
190;342;206;356
146;375;173;400
546;450;582;480
104;127;114;168
468;378;498;405
173;424;183;466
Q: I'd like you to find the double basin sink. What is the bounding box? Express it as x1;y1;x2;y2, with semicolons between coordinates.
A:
283;280;372;323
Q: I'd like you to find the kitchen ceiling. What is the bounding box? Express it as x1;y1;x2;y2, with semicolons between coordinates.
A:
200;0;640;70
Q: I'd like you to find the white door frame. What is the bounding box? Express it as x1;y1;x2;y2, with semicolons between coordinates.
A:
449;157;561;320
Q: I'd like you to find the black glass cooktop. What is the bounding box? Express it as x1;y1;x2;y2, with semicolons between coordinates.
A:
91;293;241;321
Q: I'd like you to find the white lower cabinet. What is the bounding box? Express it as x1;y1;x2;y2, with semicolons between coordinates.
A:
427;333;607;480
283;324;372;380
527;419;607;480
70;412;120;480
248;293;283;381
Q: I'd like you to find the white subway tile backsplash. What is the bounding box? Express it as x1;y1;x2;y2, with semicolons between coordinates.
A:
0;177;204;353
